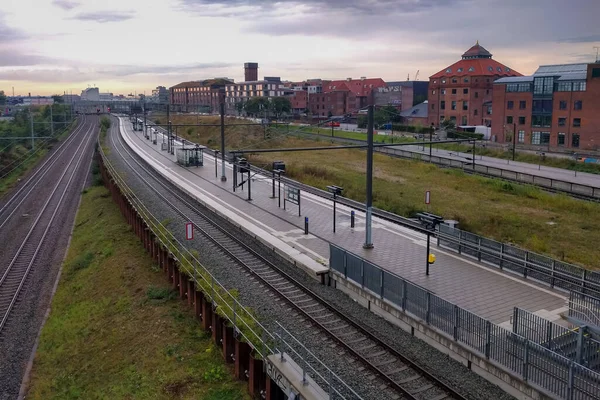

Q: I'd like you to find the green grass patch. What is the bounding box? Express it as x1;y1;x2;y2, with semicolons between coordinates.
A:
26;186;250;400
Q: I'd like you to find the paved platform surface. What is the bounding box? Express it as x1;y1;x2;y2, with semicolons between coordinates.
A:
119;117;568;325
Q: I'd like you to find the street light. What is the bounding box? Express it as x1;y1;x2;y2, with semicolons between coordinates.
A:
327;185;343;233
274;168;285;208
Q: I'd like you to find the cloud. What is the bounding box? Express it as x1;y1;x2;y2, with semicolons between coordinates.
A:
559;35;600;44
52;0;81;10
0;18;27;41
71;11;134;23
0;50;55;67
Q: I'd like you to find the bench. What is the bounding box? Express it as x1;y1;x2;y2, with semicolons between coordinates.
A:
416;212;444;230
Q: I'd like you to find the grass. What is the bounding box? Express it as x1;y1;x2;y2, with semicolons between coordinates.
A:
26;186;250;400
150;115;600;267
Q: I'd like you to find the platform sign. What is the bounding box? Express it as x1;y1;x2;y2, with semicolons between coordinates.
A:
425;191;431;205
185;222;193;240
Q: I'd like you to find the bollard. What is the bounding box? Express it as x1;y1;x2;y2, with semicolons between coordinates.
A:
351;210;355;228
304;217;309;235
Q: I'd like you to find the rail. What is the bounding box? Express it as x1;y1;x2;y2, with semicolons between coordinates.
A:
97;125;357;399
569;291;600;328
330;244;600;400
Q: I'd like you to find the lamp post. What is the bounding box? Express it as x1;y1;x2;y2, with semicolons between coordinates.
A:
220;102;227;181
274;169;285;208
327;186;344;233
512;122;517;161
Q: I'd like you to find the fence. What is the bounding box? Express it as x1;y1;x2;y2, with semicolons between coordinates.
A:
513;308;600;371
330;243;600;400
285;130;600;200
437;224;600;298
569;291;600;328
98;132;359;399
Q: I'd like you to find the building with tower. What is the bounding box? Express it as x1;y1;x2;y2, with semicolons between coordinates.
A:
244;63;259;82
427;42;521;128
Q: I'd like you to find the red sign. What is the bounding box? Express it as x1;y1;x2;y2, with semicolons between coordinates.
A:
425;191;431;205
185;222;193;240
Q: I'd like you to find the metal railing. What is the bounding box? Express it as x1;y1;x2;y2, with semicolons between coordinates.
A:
438;224;600;298
569;291;600;328
285;130;600;200
330;243;600;400
98;133;359;399
513;308;600;371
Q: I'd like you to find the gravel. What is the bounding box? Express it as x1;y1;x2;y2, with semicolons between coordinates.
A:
0;116;97;400
106;117;515;400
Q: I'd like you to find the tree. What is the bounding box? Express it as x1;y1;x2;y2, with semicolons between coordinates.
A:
269;97;291;120
244;97;270;117
0;90;6;106
235;101;245;116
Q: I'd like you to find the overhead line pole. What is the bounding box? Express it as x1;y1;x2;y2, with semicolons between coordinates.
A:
220;102;227;182
364;104;374;249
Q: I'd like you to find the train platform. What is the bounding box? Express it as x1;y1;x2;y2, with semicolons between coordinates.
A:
117;116;568;326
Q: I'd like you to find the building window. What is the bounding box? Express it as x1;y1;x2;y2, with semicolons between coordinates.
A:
441;89;446;95
557;81;572;92
558;117;566;126
507;116;513;124
558;133;565;146
432;90;436;95
573;82;586;91
486;89;490;95
440;101;446;110
452;89;457;94
519;116;526;125
574;100;582;110
559;100;567;110
463;88;469;94
463;101;468;111
464;78;469;83
469;67;475;72
572;133;580;148
507;101;514;109
431;104;435;110
442;79;446;84
451;101;457;110
450;116;457;122
518;130;525;143
462;116;467;125
592;68;600;78
531;131;541;145
440;116;445;122
541;132;550;144
532;115;552;127
573;118;581;127
474;109;478;116
487;105;492;115
534;76;554;95
519;100;526;109
532;100;553;113
475;92;479;98
452;78;458;83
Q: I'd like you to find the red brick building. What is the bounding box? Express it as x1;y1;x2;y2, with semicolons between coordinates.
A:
170;78;231;112
306;77;385;118
493;63;600;150
428;42;521;128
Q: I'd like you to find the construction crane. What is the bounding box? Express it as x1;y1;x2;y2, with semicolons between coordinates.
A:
407;70;420;81
414;70;420;81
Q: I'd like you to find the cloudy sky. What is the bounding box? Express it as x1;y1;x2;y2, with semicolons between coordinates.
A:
0;0;599;96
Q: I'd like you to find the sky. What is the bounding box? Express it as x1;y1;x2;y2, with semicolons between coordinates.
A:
0;0;599;96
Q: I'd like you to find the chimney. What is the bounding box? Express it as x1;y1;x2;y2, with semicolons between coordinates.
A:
361;77;366;80
244;62;258;82
346;78;352;81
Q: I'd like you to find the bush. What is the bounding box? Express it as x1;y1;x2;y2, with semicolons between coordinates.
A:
446;130;484;140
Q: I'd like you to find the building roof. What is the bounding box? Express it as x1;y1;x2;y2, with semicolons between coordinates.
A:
461;41;492;59
400;101;428;118
170;78;233;89
534;63;588;75
430;42;521;79
494;76;534;84
323;78;386;96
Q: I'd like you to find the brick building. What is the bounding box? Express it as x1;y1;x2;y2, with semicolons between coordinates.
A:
374;81;429;110
306;77;385;118
428;42;521;128
169;78;231;112
285;79;328;115
493;63;600;150
224;77;287;114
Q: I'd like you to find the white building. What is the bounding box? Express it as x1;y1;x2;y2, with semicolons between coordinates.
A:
224;77;286;113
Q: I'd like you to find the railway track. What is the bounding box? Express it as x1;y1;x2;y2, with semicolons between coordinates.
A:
0;116;95;332
110;117;469;400
0;117;86;230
